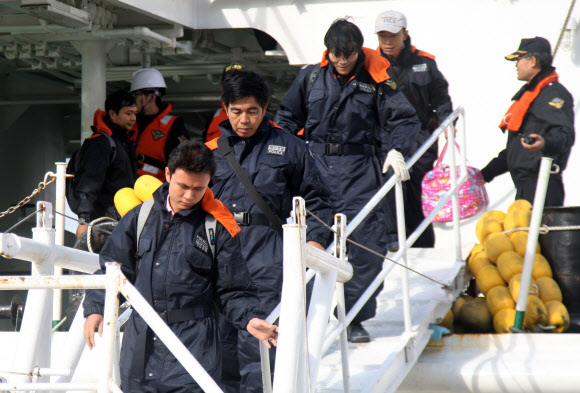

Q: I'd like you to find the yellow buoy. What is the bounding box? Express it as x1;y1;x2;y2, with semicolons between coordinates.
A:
475;265;506;296
482;210;507;222
508;273;538;303
545;300;570;333
469;252;493;276
532;253;553;280
493;308;517;333
134;175;163;202
504;209;531;232
496;251;524;282
510;231;541;258
484;232;514;263
114;187;142;217
507;199;532;214
486;285;516;316
536;276;563;304
475;216;503;243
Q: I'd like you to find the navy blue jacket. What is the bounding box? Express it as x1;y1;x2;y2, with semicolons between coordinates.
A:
83;184;262;388
75;110;137;222
274;48;420;217
482;66;575;185
379;38;453;156
208;116;333;297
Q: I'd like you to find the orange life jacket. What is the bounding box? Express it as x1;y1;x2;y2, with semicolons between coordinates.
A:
499;71;559;132
135;104;178;181
205;103;228;142
201;187;240;237
90;109;113;137
320;47;391;84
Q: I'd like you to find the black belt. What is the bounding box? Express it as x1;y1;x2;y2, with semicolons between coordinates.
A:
309;142;375;156
157;304;215;324
233;212;273;226
137;154;166;171
129;303;215;379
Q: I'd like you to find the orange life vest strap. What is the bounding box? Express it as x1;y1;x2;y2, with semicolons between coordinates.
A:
499;72;559;132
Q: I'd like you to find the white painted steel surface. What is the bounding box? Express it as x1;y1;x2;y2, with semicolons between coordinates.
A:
273;219;309;393
9;202;55;386
397;334;580;393
316;247;469;393
0;233;100;273
54;162;67;325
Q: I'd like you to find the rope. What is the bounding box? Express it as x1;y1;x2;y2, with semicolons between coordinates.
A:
503;224;580;235
0;172;56;219
86;217;117;253
305;208;453;291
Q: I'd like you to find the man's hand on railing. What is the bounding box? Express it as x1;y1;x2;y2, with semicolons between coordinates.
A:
382;149;410;181
246;318;278;348
307;240;325;251
84;313;103;349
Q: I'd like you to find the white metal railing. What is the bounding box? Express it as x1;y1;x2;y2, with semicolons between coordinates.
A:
271;197;352;393
0;200;225;392
0;107;469;392
263;107;468;361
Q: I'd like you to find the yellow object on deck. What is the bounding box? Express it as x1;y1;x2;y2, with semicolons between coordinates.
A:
134;175;163;202
114;187;142;217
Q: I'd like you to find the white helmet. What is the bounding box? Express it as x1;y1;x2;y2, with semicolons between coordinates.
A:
130;68;167;92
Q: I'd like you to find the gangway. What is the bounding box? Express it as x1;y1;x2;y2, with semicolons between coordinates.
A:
0;107;472;392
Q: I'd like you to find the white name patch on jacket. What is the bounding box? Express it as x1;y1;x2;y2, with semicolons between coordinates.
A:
358;82;374;93
267;145;286;156
195;234;209;253
413;64;428;72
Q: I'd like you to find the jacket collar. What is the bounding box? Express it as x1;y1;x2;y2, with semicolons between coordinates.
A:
513;66;557;100
91;109;128;139
320;47;391;83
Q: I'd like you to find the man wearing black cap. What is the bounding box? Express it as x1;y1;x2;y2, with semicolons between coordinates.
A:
481;37;575;206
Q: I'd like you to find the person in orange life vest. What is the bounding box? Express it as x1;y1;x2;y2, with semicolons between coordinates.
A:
275;19;420;343
375;10;453;248
83;141;277;393
74;91;138;239
481;37;574;206
204;63;246;142
130;68;188;182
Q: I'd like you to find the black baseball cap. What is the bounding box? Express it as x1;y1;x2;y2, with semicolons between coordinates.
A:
505;37;551;61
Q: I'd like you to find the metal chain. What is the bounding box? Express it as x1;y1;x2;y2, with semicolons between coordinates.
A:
305;208;452;291
0;172;56;219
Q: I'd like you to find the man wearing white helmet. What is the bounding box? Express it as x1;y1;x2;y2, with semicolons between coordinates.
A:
130;68;188;182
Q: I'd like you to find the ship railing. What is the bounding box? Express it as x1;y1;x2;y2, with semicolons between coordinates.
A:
0;202;227;392
264;197;352;393
262;107;469;390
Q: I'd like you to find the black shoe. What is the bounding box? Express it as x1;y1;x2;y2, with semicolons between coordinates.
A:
347;322;371;343
387;240;399;252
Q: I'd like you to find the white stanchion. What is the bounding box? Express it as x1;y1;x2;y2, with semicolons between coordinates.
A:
9;202;55;386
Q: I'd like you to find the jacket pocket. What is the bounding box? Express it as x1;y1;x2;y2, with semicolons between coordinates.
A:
183;244;213;275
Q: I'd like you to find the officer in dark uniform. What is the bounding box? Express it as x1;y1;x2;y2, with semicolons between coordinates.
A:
208;69;333;393
275;19;420;343
83;141;278;393
481;37;575;206
375;10;453;247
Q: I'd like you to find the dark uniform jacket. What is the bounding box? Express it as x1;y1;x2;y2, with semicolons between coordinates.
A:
481;66;575;185
208;115;333;296
274;48;420;218
379;37;453;157
75;109;137;222
83;184;263;390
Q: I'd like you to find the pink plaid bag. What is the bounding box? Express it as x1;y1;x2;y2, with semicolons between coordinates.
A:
421;141;489;223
